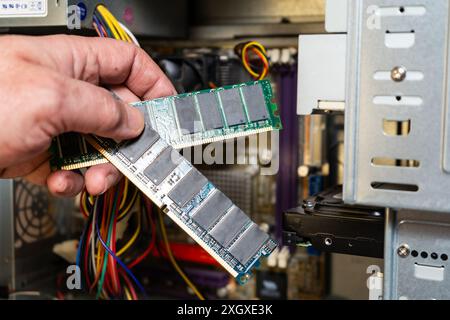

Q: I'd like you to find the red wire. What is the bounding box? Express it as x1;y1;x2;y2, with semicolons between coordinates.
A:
120;269;138;300
83;223;92;289
109;181;125;295
243;47;268;80
251;48;269;76
80;191;89;218
127;199;156;269
104;272;114;296
89;192;109;292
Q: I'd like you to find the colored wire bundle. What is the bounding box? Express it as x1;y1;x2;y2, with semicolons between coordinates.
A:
92;4;140;46
157;210;205;300
77;179;155;300
235;41;269;80
77;181;205;300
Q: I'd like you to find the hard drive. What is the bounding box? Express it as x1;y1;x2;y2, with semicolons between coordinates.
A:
283;186;385;258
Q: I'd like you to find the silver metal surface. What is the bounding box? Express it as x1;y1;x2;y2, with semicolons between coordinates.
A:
368;272;383;300
0;180;15;290
384;209;450;299
0;0;68;27
344;0;450;212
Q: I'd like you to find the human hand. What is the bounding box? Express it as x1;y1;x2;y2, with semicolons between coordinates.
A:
0;35;176;197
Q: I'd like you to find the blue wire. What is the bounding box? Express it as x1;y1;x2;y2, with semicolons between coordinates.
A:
92;14;105;37
76;196;96;289
95;212;148;298
93;11;113;38
76;214;90;272
75;230;83;268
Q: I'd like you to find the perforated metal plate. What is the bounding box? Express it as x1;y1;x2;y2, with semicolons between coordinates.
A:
344;0;450;212
384;209;450;299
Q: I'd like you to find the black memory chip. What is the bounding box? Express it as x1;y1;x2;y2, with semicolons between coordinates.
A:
243;84;269;122
174;96;201;134
229;223;269;265
197;93;224;130
168;169;209;207
191;191;233;230
219;88;247;126
210;207;250;248
143;147;183;185
57;133;87;158
119;106;159;163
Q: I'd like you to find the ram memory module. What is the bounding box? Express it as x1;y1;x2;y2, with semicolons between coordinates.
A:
51;80;281;170
85;113;278;283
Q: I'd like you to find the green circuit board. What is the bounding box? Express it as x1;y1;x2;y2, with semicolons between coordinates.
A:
50;80;281;170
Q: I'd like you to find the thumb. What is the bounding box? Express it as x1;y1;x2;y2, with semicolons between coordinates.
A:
56;77;144;140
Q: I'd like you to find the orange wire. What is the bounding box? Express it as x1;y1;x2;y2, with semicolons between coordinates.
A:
243;47;269;80
251;48;269;80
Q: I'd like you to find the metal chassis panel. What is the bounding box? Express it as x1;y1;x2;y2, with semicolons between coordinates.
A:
344;0;450;212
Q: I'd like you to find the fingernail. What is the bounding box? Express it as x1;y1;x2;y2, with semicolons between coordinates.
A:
127;107;145;136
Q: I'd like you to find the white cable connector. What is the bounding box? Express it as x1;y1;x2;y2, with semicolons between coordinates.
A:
267;247;279;268
52;240;79;264
277;246;290;269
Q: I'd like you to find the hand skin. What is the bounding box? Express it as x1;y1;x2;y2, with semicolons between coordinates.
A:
0;35;176;197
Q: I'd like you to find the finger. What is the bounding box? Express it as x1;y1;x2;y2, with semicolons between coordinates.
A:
84;163;122;196
81;85;136;194
1;65;145;170
13;35;177;99
109;85;140;103
37;68;145;141
0;152;49;179
47;170;85;197
24;159;51;186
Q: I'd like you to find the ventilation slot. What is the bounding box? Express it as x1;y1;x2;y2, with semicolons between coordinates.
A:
385;31;415;49
373;95;422;106
376;6;426;17
371;182;418;192
383;119;411;136
373;71;423;81
371;157;420;168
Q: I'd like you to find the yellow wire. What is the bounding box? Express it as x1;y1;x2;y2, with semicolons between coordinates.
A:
118;188;138;220
124;287;132;300
244;41;267;55
241;41;269;79
117;207;141;256
97;5;131;42
105;9;131;42
81;191;90;215
158;210;205;300
119;178;129;210
96;5;120;40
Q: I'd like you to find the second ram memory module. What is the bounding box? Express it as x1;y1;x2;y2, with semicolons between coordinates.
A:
51;80;281;170
85;116;277;283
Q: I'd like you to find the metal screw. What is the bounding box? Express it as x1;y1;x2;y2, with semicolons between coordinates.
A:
304;201;314;209
397;244;410;258
391;66;407;82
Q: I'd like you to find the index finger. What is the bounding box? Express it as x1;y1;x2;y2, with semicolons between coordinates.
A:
9;35;176;100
